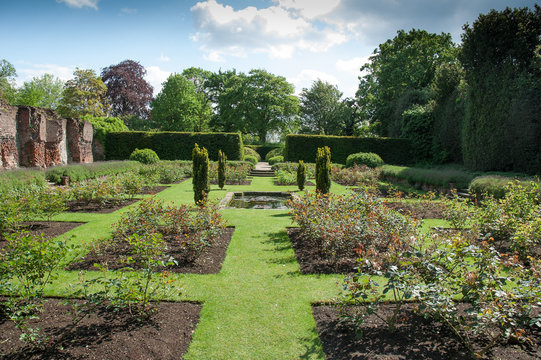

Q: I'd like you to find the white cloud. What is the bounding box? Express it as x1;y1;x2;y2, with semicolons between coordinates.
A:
190;0;347;60
120;8;137;14
145;66;171;95
288;69;339;95
15;63;74;87
158;53;171;62
56;0;99;10
336;56;369;74
274;0;341;20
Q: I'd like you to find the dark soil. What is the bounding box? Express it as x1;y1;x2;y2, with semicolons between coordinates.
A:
69;227;235;274
139;185;170;195
0;298;200;360
313;304;541;360
383;201;447;219
0;221;84;244
287;228;357;274
66;200;139;214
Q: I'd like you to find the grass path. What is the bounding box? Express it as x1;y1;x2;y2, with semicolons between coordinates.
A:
45;175;445;359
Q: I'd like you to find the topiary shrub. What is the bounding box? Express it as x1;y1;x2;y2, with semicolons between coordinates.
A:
129;148;160;164
316;146;331;194
192;143;210;204
346;152;384;168
297;160;306;191
244;155;258;165
268;156;284;165
244;147;261;162
218;149;227;190
265;148;282;161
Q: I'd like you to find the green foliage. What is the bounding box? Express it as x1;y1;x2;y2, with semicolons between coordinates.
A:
243;146;261;161
15;73;64;109
285;134;412;165
245;144;280;160
45;161;140;184
357;29;458;137
345;152;384;168
129;148;160;164
150;73;207;132
461;6;541;173
244;155;258;165
57;68;108;118
105;131;243;161
264;147;282;161
0;59;17;104
299;79;346;135
401;104;434;161
81;115;129;151
267;156;284;165
331;165;381;187
297;161;306;191
218;150;227;189
0;169;46;192
192;143;210;204
316;146;331;194
381;164;474;189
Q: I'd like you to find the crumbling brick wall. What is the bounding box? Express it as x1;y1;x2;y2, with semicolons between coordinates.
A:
0;103;93;170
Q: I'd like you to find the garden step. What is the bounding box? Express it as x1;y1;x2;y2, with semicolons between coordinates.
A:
250;170;275;177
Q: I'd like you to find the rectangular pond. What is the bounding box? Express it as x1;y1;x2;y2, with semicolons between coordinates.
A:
220;191;295;209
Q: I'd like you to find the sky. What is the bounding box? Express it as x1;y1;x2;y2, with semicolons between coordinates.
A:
1;0;538;98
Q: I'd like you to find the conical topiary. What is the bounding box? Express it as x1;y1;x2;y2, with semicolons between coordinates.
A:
192;143;210;204
218;149;227;189
315;146;331;194
297;160;306;191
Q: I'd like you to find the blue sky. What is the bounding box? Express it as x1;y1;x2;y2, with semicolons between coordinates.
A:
1;0;538;98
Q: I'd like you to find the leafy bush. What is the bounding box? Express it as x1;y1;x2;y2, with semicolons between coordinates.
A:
265;147;282;161
331;165;381;187
275;170;296;185
244;155;258;165
46;161;140;184
129;148;160;164
81;115;129;153
267;156;284;165
469;176;540;199
285;134;412;165
346;152;384;168
273;162;315;179
0;169;46;192
381;165;474;189
243;147;261;162
316;146;331;194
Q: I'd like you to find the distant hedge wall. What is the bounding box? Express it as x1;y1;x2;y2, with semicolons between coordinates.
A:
105;131;243;161
285;134;412;165
244;144;281;159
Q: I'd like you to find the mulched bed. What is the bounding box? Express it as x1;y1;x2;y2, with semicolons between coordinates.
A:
66;199;139;214
287;228;356;274
0;298;200;360
383;201;447;219
0;221;84;244
313;304;541;360
68;227;235;274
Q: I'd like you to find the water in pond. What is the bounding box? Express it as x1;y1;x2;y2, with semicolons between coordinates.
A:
228;193;291;209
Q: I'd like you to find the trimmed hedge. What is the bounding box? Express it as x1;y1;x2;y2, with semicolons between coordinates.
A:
245;144;281;159
105;131;243;161
381;165;474;189
285;134;412;165
346;152;384;168
268;156;284;165
129;148;160;164
469;176;540;199
46;161;141;184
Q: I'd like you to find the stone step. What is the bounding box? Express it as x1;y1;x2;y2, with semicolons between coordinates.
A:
250;170;275;177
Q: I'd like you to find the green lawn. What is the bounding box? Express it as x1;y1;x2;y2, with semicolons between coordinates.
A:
42;175;446;359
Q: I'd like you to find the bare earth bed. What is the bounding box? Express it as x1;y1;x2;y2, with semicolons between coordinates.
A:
0;221;84;245
287;228;356;274
0;299;201;360
313;304;541;360
69;227;235;274
383;201;447;219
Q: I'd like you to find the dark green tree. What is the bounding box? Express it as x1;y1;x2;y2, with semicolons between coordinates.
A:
357;29;457;137
218;149;227;190
192;143;210;204
460;5;541;172
0;59;17;104
299;79;344;135
151;74;205;131
315;147;331;194
297;160;306;191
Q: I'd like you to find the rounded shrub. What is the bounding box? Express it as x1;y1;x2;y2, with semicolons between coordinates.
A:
244;147;261;162
129;148;160;164
265;148;282;161
268;156;284;165
244;155;258;165
346;152;384;168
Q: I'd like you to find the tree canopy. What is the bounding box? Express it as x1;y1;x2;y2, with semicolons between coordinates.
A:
0;59;17;104
57;68;109;118
101;60;153;118
299;79;344;135
15;73;64;109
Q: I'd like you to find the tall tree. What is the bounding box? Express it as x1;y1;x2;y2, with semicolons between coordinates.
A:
0;59;17;104
57;68;108;118
460;5;541;173
16;74;64;109
150;74;203;131
357;29;457;136
299;79;344;135
215;69;298;142
101;60;153;118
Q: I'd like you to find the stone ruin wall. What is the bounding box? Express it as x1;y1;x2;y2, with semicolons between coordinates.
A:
0;102;93;170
